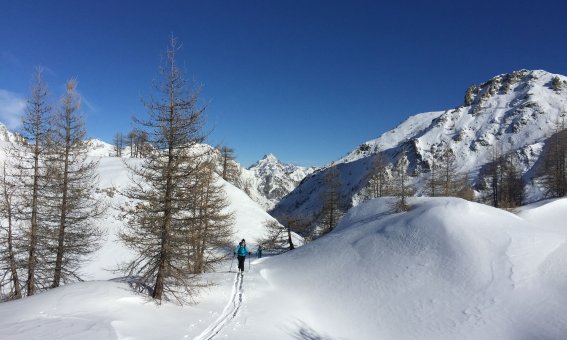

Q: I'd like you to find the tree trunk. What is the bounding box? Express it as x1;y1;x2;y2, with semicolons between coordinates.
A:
27;141;40;296
52;111;72;288
3;170;21;298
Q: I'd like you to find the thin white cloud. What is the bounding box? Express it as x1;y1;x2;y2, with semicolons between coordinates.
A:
0;51;23;68
81;95;98;113
0;89;26;129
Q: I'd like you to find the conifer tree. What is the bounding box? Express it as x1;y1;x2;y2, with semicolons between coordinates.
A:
113;132;124;157
188;160;233;274
361;152;390;200
498;153;524;208
393;147;413;211
48;79;104;288
439;147;458;196
539;118;567;198
217;146;239;183
120;35;211;303
320;166;342;232
426;147;438;197
0;163;22;299
15;68;52;296
482;147;524;208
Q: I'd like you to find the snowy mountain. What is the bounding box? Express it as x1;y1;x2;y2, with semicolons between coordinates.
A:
0;122;21;143
273;69;567;223
2;196;567;339
240;153;316;210
85;138;115;157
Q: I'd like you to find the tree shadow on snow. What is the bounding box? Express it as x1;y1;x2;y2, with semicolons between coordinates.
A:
285;320;341;340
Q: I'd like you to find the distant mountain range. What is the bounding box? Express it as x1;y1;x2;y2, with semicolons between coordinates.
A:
272;69;567;224
4;69;566;224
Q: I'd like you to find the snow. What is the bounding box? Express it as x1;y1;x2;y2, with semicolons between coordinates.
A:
86;139;115;157
2;197;567;339
242;153;316;210
274;70;567;220
75;152;281;280
2;70;567;338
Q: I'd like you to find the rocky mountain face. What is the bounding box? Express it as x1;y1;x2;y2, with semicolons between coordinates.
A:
239;154;316;211
272;69;567;223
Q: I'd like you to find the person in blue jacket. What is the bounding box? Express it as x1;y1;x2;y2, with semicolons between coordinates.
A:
234;239;250;273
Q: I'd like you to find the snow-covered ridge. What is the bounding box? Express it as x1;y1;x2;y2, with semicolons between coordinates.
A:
338;69;567;166
274;69;567;221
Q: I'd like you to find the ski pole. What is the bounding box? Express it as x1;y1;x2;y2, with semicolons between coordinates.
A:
229;252;235;272
248;252;251;271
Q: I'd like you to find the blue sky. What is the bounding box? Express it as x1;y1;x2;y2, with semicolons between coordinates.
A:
1;1;567;167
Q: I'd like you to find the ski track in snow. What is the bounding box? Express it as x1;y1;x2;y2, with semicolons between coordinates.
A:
193;272;244;340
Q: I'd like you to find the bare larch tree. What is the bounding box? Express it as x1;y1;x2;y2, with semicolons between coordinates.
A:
120;36;210;304
15;68;52;296
217;145;240;186
320;166;343;233
48;79;104;288
393;147;413;211
0;163;22;299
113;132;124;157
539;120;567;198
361;152;390;201
188;160;234;274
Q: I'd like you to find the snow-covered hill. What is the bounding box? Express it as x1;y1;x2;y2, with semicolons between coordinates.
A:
0;139;287;280
2;197;566;339
273;69;567;222
81;154;284;280
85;138;115;157
84;139;314;211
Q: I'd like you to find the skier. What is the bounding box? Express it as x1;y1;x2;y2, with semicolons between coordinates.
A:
257;244;263;258
234;239;250;274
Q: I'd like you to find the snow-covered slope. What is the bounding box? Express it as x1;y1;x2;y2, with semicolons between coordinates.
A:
238;197;567;339
273;69;567;221
80;154;281;280
2;197;566;339
85;138;115;157
240;153;316;210
0;122;21;142
0;138;284;280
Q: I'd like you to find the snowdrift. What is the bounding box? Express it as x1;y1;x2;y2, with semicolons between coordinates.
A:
235;197;567;339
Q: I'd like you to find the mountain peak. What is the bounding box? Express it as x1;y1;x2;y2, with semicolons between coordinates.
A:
262;153;278;162
463;69;565;108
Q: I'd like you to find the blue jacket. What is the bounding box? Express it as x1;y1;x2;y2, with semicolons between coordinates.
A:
235;243;249;256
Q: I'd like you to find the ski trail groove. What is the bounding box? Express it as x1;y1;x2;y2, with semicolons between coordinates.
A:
194;273;244;340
